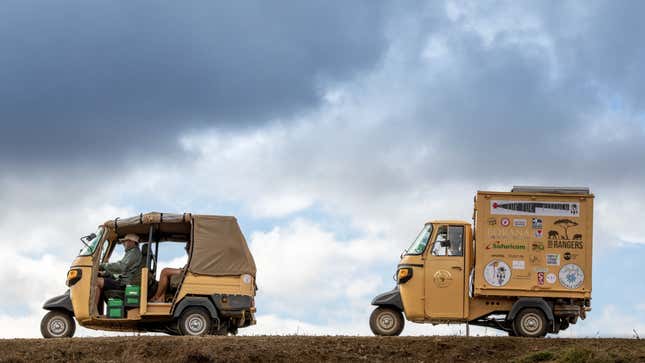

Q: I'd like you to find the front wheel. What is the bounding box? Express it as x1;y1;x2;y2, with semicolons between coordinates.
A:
40;311;76;338
369;307;404;336
513;308;548;338
178;307;212;336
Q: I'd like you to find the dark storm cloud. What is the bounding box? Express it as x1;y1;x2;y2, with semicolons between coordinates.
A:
382;1;645;186
0;1;388;164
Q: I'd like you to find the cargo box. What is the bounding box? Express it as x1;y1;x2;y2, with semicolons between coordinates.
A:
473;189;593;299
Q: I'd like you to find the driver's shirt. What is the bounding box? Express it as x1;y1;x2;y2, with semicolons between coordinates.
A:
100;245;142;286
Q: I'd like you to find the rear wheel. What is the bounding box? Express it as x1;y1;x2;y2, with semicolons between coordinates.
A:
513;308;548;338
369;307;404;336
178;307;212;336
40;311;76;338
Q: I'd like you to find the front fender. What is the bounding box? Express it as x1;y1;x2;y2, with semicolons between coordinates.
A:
371;287;403;311
43;290;74;315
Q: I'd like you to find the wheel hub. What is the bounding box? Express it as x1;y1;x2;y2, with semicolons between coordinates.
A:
49;318;66;335
378;313;395;330
187;315;206;334
522;313;542;333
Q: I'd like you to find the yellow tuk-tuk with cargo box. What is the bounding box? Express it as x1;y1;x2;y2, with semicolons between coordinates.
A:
40;212;257;338
370;186;593;337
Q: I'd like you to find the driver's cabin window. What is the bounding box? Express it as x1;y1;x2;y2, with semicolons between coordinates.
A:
431;225;464;256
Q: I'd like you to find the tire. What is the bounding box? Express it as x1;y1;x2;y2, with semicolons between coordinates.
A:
40;311;76;338
513;308;548;338
178;307;212;336
369;307;404;336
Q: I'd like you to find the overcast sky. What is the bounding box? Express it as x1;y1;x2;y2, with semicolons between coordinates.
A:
1;1;644;338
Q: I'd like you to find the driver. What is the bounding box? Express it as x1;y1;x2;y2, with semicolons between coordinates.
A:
94;234;143;309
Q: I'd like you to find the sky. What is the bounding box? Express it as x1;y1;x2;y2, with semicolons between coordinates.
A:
1;0;644;338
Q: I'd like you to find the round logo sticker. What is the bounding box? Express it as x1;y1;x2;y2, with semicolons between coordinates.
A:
242;274;252;284
558;264;584;289
500;218;511;227
483;260;511;287
546;272;557;284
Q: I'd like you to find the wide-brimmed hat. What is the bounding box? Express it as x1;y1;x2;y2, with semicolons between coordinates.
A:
119;233;140;243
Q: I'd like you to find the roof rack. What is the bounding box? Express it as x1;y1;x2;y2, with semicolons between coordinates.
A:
511;186;590;194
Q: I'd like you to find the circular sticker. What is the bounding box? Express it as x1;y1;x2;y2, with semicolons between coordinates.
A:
483;260;511;287
558;264;584;289
501;218;510;227
242;274;252;284
546;273;557;284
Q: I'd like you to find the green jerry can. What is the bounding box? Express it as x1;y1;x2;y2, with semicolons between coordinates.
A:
107;298;124;319
124;285;141;307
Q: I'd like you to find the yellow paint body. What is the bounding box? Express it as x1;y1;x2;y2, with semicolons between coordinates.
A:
398;190;594;324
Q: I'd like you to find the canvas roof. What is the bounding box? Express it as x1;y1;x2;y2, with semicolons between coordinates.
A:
102;212;256;277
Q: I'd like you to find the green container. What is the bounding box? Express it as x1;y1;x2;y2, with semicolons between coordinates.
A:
107;298;123;307
124;285;140;307
107;306;124;318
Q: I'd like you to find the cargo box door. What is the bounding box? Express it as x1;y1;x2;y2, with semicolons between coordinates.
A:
424;224;465;319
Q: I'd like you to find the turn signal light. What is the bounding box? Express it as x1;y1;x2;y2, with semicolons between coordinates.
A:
66;268;82;287
397;267;413;284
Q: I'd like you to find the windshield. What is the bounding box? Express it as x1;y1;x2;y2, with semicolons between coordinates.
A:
79;227;105;256
405;223;433;255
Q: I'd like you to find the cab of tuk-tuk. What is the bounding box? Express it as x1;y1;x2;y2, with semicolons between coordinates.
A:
40;212;257;338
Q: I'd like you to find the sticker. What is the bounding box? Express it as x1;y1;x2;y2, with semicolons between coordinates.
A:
564;252;578;261
529;255;540;265
531;242;544;252
533;267;547;273
491;200;580;217
501;218;511;227
488;218;497;225
242;274;252;284
513;219;527;227
508;254;524;259
433;270;452;288
546;254;561;266
537;272;545;285
546;273;557;284
484;260;511;287
559;264;584;289
547;219;584;249
548;239;584;249
512;260;525;270
534;229;543;238
486;242;526;250
532;218;543;229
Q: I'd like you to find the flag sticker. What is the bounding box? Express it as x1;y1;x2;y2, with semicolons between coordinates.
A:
491;200;580;217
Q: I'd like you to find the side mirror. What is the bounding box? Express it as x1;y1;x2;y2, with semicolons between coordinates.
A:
440;239;451;248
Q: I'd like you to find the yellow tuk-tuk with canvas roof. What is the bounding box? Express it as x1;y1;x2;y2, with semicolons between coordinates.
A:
40;212;257;337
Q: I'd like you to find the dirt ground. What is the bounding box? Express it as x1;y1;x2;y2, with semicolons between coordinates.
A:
0;336;643;363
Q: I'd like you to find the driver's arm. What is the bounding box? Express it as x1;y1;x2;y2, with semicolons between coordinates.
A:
100;250;135;275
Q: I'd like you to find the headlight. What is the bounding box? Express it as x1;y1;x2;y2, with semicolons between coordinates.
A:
397;267;413;284
66;268;82;286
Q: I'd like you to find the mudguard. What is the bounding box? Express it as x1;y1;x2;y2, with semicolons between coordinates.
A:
507;298;555;331
371;287;403;311
43;290;74;315
172;296;219;320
